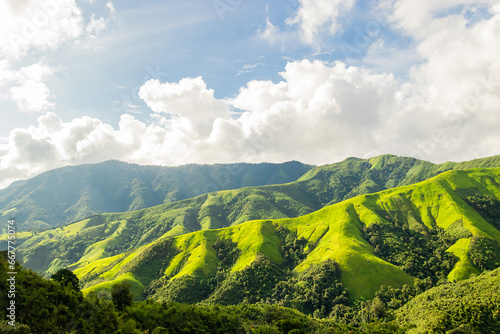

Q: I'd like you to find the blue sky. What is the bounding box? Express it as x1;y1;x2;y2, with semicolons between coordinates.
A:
1;0;410;128
0;0;499;188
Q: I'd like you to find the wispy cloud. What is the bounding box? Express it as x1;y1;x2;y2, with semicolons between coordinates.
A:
236;63;264;76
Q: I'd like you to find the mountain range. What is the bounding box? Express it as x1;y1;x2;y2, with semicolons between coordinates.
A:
3;154;499;234
2;154;499;311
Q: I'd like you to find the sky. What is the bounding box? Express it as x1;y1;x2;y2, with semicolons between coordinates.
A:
0;0;500;189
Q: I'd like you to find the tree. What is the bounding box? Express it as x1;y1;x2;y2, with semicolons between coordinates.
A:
51;268;80;291
111;281;133;311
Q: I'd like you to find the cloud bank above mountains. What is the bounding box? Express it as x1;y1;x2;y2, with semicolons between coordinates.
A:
1;0;499;189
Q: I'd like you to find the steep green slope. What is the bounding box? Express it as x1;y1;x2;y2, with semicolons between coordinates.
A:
66;168;500;303
0;160;312;231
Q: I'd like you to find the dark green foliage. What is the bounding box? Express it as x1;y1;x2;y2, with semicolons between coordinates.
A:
271;260;349;318
363;222;457;283
111;281;133;311
0;251;119;334
396;268;500;333
276;226;308;268
468;236;500;271
373;280;430;310
466;194;500;230
51;268;80;291
149;274;212;304
212;237;241;269
209;256;283;305
0;322;31;333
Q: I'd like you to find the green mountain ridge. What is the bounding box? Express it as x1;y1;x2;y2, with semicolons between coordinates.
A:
0;160;313;231
15;168;500;306
4;155;500;278
3;154;500;234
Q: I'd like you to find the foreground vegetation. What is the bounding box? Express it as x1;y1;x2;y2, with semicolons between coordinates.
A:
1;252;499;333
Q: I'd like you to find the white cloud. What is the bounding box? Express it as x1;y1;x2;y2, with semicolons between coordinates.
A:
257;18;285;47
236;63;264;76
106;1;116;15
0;0;85;60
10;80;54;113
86;14;108;38
258;0;356;49
0;62;56;113
0;0;115;113
138;77;230;136
286;0;357;47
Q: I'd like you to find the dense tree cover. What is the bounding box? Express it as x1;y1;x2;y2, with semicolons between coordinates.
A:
396;267;500;333
469;236;500;271
271;260;349;318
275;226;309;268
51;268;80;291
363;221;457;284
0;251;119;333
466;194;500;230
111;281;134;311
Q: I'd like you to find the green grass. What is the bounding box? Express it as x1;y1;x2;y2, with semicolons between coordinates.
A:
446;238;480;281
82;272;145;297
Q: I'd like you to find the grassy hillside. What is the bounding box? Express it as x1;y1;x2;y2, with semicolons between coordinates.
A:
53;168;500;305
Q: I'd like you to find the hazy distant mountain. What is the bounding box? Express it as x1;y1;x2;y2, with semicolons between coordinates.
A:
0;160;313;231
